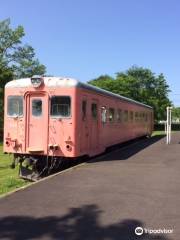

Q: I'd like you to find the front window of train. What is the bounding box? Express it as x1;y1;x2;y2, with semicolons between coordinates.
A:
50;96;71;117
7;96;23;117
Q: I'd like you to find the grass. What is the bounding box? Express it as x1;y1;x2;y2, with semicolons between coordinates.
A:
0;143;28;196
152;130;177;137
152;130;166;136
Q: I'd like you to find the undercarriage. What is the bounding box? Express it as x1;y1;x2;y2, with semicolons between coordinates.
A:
12;154;71;181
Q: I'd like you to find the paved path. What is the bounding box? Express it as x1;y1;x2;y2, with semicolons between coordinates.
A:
0;133;179;240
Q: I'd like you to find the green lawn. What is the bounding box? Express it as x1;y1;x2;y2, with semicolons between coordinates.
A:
0;143;28;196
151;130;177;137
152;130;166;136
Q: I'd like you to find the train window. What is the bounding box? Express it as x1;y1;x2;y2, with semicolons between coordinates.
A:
101;106;107;123
135;112;138;122
130;111;133;122
143;112;145;121
145;113;148;122
140;112;143;121
150;112;152;121
91;103;97;119
117;109;122;122
7;96;23;117
32;99;42;116
51;96;71;117
124;110;128;122
145;113;147;120
109;108;115;122
82;100;87;121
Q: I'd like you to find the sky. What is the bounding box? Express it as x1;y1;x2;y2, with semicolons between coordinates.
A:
1;0;180;105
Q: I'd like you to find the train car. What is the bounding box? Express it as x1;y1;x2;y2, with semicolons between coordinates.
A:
4;76;153;180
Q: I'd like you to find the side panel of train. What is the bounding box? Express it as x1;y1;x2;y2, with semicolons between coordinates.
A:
76;88;153;157
4;85;153;158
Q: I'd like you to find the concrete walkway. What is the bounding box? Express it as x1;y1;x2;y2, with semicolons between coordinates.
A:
0;133;179;240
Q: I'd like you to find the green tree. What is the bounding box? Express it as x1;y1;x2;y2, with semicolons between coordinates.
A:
88;75;116;92
88;66;171;122
0;18;46;81
0;19;46;134
172;107;180;122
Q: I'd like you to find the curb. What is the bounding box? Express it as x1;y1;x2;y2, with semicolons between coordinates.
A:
0;162;87;199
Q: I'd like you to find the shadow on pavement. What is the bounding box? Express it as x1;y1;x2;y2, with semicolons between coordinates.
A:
91;135;165;162
0;204;171;240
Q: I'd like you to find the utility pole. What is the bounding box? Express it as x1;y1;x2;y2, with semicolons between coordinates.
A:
166;106;172;144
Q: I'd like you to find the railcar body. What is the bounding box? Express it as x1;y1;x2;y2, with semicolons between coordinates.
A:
4;76;153;179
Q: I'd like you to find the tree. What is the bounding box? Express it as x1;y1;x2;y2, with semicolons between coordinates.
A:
88;66;172;122
0;19;46;82
172;107;180;122
88;75;116;92
0;19;46;133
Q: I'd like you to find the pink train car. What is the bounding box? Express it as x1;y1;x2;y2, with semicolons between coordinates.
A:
4;76;153;179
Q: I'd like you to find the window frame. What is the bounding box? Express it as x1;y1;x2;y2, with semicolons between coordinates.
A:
130;111;134;122
109;107;115;123
117;109;122;122
7;95;23;117
82;100;87;121
101;106;107;123
91;103;98;119
135;112;138;122
32;98;43;117
50;95;72;119
145;113;148;122
123;110;128;122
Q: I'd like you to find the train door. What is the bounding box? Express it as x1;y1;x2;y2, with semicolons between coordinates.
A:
26;92;49;154
90;99;99;153
80;96;89;153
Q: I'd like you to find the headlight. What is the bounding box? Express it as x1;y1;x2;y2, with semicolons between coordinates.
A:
31;75;44;88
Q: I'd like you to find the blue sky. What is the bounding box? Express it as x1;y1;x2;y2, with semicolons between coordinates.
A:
1;0;180;105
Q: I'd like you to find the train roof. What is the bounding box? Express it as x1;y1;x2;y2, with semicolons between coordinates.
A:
5;77;153;109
